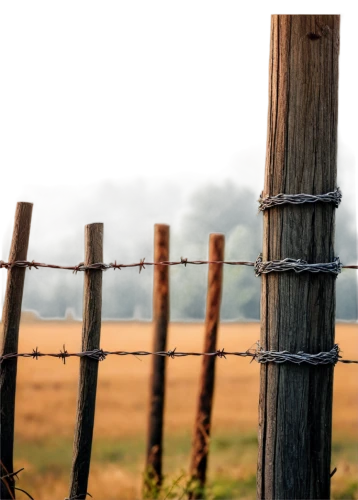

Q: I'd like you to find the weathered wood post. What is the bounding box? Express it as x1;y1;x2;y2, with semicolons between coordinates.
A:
1;202;33;499
188;233;224;499
69;223;103;499
144;224;170;497
257;15;340;499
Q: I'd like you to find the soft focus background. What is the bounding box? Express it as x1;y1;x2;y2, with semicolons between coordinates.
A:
0;2;357;500
12;319;358;499
2;180;358;322
0;9;358;320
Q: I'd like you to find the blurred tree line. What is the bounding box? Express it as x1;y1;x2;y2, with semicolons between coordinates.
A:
20;183;357;321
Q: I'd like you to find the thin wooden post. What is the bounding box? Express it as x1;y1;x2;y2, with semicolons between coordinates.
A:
144;224;170;497
257;15;340;499
69;223;103;500
188;233;224;499
1;202;33;500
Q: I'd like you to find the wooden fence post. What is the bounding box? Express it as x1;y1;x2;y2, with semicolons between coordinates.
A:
144;224;170;497
188;233;224;499
1;202;33;500
68;223;103;500
257;15;340;499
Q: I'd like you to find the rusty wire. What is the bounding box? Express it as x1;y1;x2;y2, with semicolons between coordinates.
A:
0;462;34;500
0;257;357;274
1;467;24;483
1;344;357;365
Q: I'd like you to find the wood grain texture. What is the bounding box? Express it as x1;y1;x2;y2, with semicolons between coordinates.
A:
189;234;225;499
257;15;340;500
145;224;170;495
69;223;103;500
0;202;33;499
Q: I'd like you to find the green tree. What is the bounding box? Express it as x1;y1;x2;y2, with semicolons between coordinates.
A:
171;182;262;320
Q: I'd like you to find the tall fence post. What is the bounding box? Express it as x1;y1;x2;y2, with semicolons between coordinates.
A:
1;202;33;499
69;223;103;500
144;224;170;497
188;233;224;499
257;15;340;499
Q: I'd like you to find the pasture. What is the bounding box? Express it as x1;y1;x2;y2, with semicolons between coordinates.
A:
12;319;358;499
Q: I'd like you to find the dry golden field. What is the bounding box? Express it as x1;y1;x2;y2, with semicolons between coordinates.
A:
7;320;358;499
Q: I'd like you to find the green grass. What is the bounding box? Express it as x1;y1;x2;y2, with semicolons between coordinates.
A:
14;432;358;499
333;481;358;500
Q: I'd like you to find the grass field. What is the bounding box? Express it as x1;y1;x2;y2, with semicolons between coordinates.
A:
7;320;358;499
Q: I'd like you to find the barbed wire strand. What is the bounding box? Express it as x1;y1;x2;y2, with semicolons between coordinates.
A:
0;453;89;499
254;256;343;276
258;188;342;212
1;344;357;365
0;463;34;500
0;257;356;274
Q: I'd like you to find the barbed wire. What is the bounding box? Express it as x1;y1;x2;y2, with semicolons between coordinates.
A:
0;460;89;500
0;258;255;273
0;254;358;273
0;462;34;500
1;344;357;365
258;188;342;211
254;256;342;276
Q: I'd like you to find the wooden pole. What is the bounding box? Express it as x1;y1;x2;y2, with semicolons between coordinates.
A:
188;233;224;499
144;224;170;497
69;223;103;500
0;256;6;325
1;202;33;500
257;15;340;499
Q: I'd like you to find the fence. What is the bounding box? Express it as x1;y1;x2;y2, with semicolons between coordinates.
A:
1;197;357;500
1;13;356;500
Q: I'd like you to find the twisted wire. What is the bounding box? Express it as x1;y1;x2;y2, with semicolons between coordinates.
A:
1;344;357;365
258;188;342;212
254;255;342;277
0;258;255;274
0;257;355;275
257;344;340;365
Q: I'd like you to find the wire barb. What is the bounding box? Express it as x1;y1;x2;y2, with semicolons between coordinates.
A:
1;343;356;364
0;463;34;500
1;256;355;274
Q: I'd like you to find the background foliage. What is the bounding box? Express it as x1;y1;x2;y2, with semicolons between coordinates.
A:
0;174;358;320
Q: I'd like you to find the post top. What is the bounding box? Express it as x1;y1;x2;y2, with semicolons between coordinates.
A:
17;202;33;207
153;222;170;227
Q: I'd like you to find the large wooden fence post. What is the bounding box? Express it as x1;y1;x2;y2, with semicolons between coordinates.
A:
144;224;170;497
1;202;33;500
188;233;224;499
257;15;340;499
69;223;103;500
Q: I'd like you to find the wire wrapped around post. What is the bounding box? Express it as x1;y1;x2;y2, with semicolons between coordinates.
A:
258;187;342;212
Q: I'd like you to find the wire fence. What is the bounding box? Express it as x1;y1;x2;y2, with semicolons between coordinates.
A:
1;257;357;366
0;248;358;500
1;343;357;365
0;257;357;274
